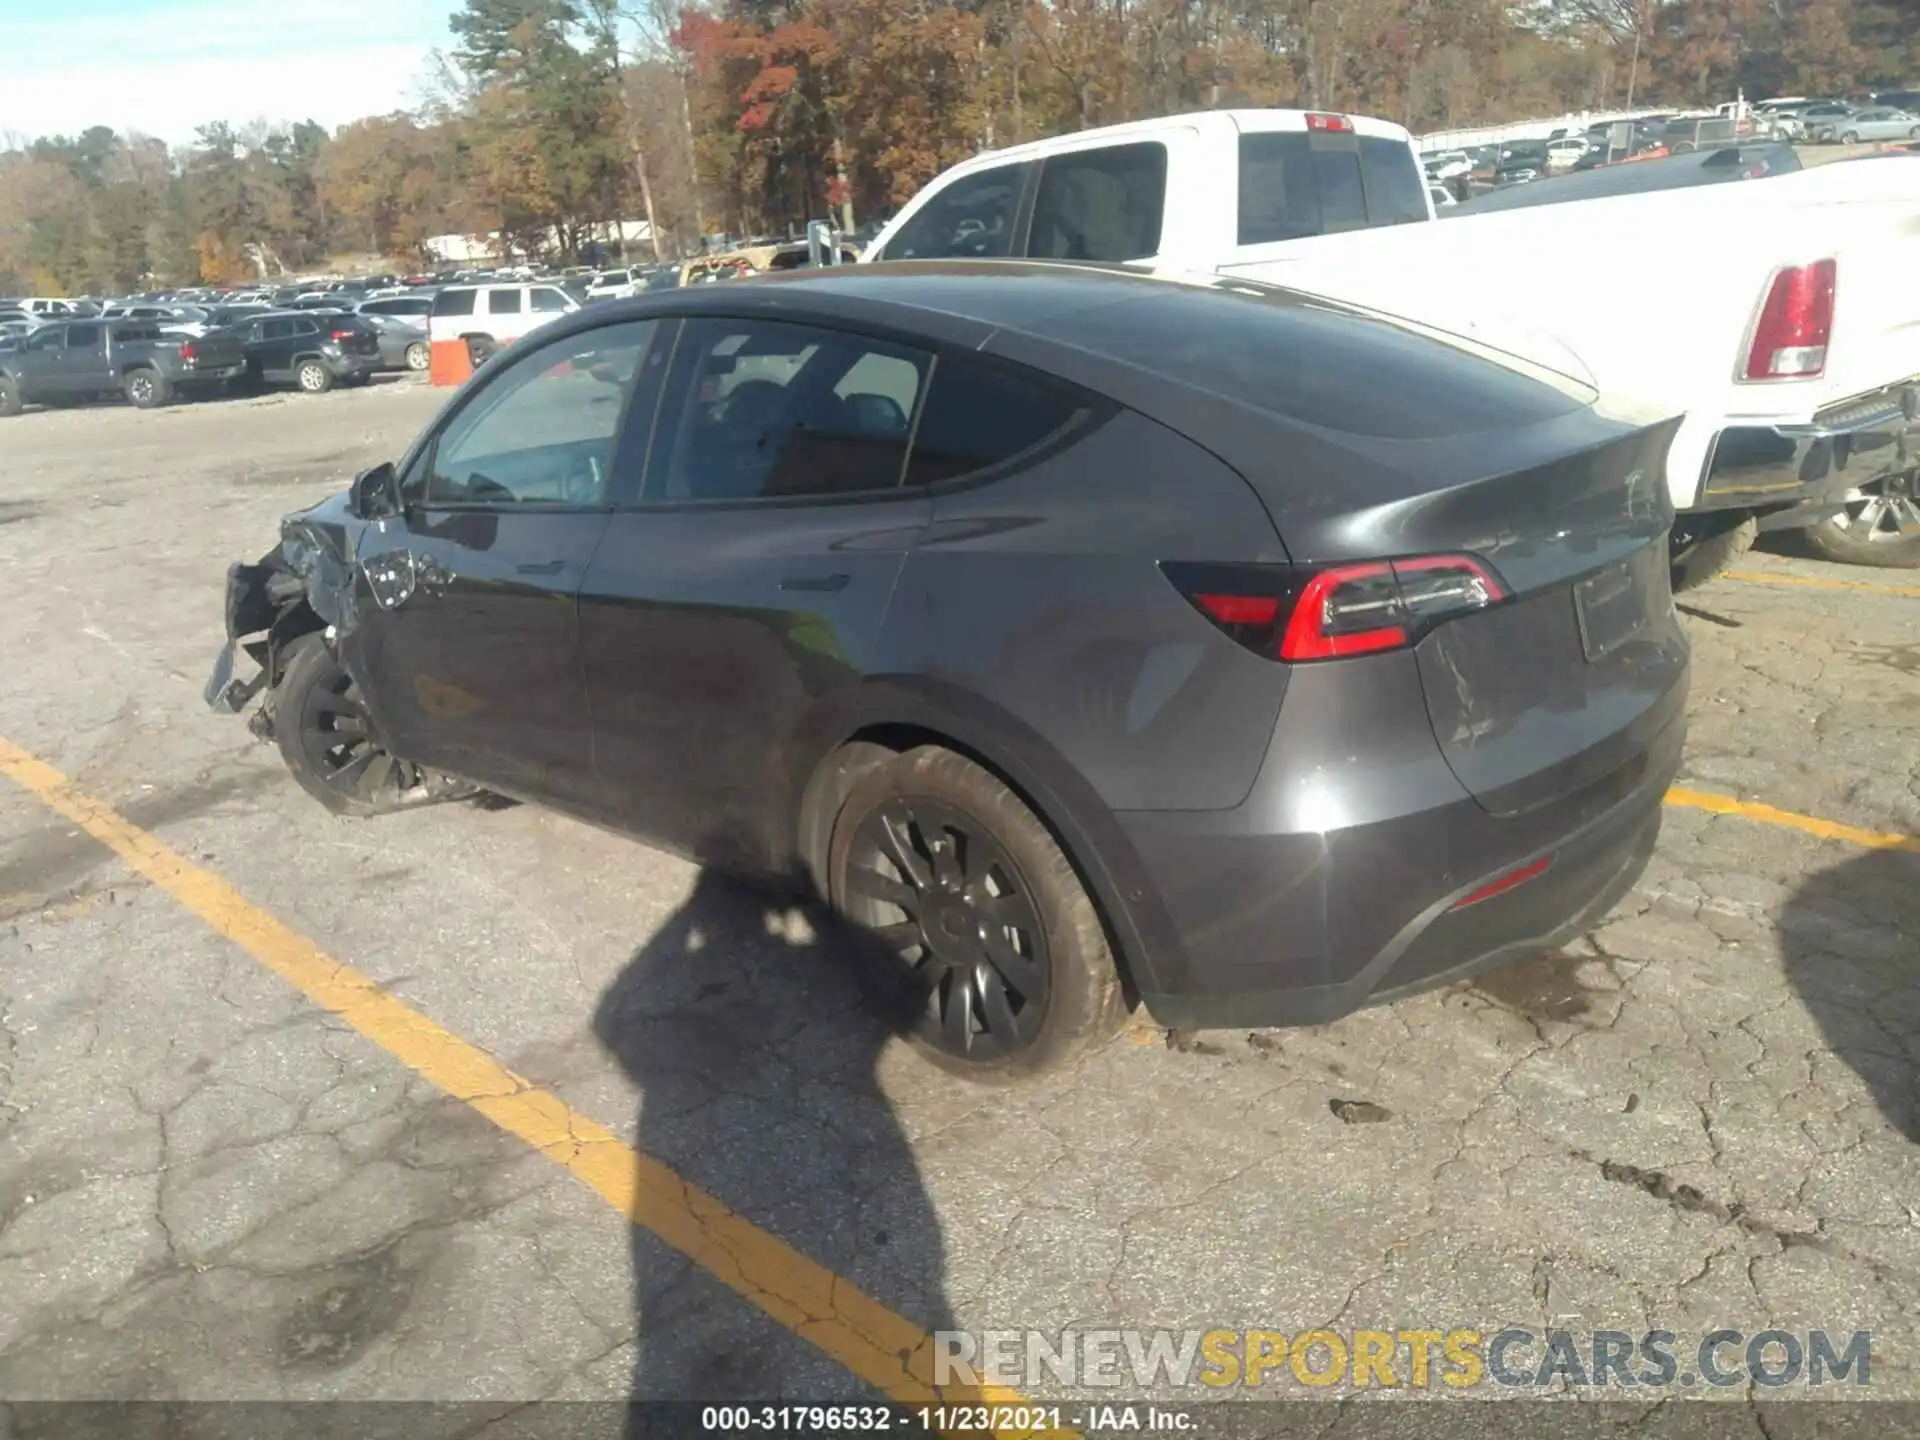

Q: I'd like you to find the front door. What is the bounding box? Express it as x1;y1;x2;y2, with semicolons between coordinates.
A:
341;317;666;810
579;315;934;869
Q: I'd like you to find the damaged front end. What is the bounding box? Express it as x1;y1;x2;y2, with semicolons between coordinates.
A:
203;493;474;813
203;496;363;736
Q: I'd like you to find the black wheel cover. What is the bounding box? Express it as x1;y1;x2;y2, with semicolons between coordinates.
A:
841;796;1051;1061
292;655;419;804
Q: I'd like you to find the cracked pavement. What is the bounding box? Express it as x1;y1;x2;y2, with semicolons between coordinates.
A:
0;383;1917;1422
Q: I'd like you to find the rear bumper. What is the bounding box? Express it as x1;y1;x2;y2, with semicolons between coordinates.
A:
1122;673;1686;1031
1692;378;1919;514
327;353;382;377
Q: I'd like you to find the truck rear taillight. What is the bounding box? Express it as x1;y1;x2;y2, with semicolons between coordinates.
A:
178;342;196;362
1741;259;1834;381
1304;112;1354;133
1163;555;1508;663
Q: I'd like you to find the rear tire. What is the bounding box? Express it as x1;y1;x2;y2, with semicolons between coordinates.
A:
826;745;1126;1080
0;377;20;417
404;341;429;372
123;367;171;409
466;335;498;367
1803;473;1920;568
1670;514;1757;592
1841;131;1860;144
296;359;333;394
273;637;417;816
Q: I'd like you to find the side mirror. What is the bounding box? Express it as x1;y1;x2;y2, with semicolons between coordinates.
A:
350;461;401;520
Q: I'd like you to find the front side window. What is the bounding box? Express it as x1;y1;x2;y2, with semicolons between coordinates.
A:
530;287;569;313
877;163;1026;261
1026;142;1168;262
488;289;524;316
27;328;62;351
425;320;658;507
645;318;928;503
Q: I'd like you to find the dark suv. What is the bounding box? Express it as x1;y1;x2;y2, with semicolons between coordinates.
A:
206;265;1687;1078
219;310;382;393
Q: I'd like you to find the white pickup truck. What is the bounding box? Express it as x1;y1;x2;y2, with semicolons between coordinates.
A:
862;110;1920;583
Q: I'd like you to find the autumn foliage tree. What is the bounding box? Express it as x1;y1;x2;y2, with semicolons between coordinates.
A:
2;0;1916;294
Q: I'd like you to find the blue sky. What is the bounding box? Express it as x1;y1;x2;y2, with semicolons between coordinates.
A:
0;0;463;143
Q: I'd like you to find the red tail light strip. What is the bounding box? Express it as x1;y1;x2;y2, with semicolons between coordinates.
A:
1450;853;1555;910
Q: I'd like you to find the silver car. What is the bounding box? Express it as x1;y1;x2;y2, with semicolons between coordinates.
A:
1830;107;1920;143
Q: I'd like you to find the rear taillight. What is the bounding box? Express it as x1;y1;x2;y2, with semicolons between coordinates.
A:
178;342;196;362
1281;555;1506;661
330;328;357;341
1741;259;1834;381
1164;555;1507;663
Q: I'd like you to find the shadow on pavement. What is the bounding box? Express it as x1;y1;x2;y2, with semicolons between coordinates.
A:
1781;845;1920;1140
592;869;952;1411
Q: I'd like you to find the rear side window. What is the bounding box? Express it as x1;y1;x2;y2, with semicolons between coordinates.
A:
906;356;1090;485
432;288;477;318
1042;288;1590;440
1238;133;1429;244
645;318;929;503
489;289;524;315
1026;142;1168;262
878;162;1026;261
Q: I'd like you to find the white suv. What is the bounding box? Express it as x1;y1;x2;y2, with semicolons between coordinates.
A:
428;282;580;365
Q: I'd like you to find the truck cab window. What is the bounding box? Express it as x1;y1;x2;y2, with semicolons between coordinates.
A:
1027;142;1168;263
877;163;1026;260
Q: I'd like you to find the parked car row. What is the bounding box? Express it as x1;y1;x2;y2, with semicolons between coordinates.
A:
0;306;408;416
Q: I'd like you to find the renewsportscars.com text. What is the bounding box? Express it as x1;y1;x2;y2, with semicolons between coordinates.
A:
933;1327;1871;1390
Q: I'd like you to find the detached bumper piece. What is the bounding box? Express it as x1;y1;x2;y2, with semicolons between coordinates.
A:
1696;377;1920;516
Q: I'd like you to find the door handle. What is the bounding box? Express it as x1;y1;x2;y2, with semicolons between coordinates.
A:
779;573;850;593
516;559;565;576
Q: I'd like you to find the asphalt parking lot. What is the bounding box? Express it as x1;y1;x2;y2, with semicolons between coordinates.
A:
2;380;1918;1428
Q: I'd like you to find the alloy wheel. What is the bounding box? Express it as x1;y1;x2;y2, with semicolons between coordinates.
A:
299;363;326;392
842;797;1050;1061
1831;472;1920;544
128;374;153;404
293;663;420;805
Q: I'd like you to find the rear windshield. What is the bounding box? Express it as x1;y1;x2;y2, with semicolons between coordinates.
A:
432;288;477;318
1237;132;1429;244
1040;286;1591;440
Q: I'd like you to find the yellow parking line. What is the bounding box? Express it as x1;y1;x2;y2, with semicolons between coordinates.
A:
1723;569;1920;599
0;736;1051;1438
1665;785;1920;853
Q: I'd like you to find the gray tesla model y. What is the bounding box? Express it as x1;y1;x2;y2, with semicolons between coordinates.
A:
207;262;1688;1078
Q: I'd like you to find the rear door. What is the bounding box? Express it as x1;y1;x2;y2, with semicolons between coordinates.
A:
60;323;106;392
255;317;297;379
485;287;526;343
342;317;665;810
578;314;935;869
